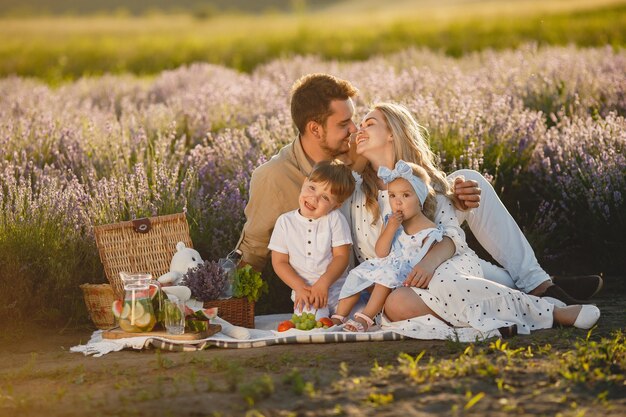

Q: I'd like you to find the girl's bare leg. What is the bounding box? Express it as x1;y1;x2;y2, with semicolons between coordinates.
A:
344;284;391;331
332;293;361;324
353;285;391;328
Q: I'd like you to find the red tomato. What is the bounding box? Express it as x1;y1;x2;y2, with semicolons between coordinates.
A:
319;317;334;327
277;320;295;332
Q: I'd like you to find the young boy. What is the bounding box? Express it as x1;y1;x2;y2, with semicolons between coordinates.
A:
268;160;356;319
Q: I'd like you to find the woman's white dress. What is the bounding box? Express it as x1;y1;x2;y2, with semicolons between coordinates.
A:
341;173;555;341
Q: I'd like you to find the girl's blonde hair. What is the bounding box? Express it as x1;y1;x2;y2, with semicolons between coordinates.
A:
361;102;460;223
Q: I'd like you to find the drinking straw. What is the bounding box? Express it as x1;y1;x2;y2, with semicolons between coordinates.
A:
131;288;136;325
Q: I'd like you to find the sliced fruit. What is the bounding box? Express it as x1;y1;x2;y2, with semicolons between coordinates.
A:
119;318;139;332
277;320;295;332
194;307;218;320
128;301;145;319
142;316;157;332
186;318;208;332
134;312;152;327
151;289;165;325
184;305;195;317
111;300;123;319
149;285;159;299
120;303;131;320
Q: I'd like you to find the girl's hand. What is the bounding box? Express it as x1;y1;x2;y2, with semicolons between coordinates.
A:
387;211;404;229
294;285;312;312
309;281;329;309
403;263;435;289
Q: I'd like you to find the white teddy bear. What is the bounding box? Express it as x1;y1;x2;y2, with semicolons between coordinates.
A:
157;241;203;303
158;241;203;286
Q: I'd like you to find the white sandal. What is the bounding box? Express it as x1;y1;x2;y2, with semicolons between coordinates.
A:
343;312;374;333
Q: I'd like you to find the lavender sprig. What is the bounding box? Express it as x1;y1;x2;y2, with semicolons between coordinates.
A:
182;260;227;301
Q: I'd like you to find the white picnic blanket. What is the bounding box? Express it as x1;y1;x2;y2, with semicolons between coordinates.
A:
70;314;501;356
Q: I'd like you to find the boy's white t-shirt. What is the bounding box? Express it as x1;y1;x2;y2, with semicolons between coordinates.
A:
268;209;353;285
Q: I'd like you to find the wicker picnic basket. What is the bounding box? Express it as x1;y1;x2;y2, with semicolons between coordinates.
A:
80;283;117;329
92;212;255;328
204;297;255;329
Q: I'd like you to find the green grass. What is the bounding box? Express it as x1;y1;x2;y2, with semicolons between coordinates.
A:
1;327;624;415
1;0;625;83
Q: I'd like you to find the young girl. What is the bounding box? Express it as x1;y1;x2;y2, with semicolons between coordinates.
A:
332;160;443;332
269;160;356;320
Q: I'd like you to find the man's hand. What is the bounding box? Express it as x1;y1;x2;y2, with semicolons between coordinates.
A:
403;263;436;289
310;281;329;309
454;176;481;210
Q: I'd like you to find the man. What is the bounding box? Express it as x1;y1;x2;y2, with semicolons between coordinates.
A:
235;73;602;305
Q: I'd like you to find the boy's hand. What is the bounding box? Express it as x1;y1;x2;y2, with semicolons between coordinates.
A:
294;285;312;312
387;212;404;229
453;176;481;209
403;263;435;289
310;281;329;309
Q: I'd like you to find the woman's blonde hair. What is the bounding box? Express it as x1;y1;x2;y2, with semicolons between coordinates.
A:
361;102;460;223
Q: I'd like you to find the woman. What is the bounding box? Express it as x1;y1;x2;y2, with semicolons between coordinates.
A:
344;102;599;338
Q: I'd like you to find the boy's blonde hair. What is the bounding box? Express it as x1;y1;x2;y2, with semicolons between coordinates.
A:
399;162;437;221
308;160;356;204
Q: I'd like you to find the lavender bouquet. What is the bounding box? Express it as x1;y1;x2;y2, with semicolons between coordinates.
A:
182;260;228;302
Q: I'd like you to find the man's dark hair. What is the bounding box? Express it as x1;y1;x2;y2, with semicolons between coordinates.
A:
290;73;358;135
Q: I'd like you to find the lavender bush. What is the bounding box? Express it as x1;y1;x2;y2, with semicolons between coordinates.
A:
1;44;624;323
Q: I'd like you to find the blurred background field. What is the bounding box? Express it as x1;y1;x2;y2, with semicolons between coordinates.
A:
1;0;626;82
0;0;624;327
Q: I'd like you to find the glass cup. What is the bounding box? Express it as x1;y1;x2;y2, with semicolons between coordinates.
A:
164;295;185;335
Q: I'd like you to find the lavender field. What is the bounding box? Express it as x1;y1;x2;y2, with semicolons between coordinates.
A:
1;44;624;325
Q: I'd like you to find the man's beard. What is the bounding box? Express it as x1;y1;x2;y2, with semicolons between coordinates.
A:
320;132;349;158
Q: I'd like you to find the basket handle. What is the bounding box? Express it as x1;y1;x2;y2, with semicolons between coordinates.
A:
132;218;152;233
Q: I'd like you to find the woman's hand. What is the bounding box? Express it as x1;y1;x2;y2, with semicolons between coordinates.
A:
294;285;312;312
310;281;329;309
453;177;481;209
403;263;435;288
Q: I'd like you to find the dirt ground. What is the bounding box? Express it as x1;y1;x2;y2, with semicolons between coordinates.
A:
1;277;625;417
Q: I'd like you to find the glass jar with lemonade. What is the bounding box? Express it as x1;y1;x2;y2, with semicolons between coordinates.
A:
118;272;159;332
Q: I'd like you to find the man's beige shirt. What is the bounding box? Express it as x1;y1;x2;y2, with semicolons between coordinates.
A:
236;136;314;271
